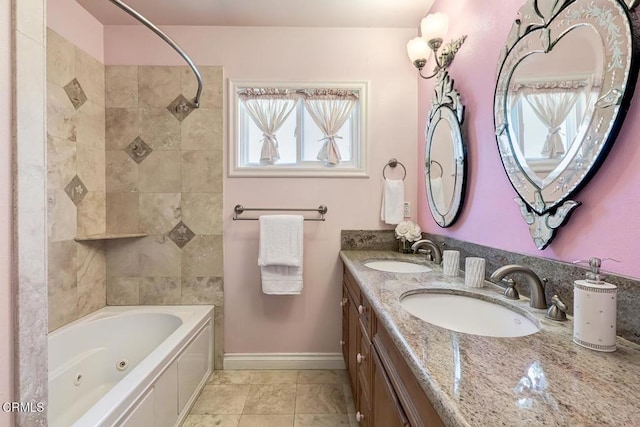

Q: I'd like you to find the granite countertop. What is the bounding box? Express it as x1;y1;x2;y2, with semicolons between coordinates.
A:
340;250;640;427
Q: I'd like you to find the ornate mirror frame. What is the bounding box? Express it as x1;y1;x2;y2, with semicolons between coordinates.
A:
425;71;467;227
494;0;639;249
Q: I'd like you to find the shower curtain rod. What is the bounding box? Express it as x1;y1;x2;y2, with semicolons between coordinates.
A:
107;0;203;108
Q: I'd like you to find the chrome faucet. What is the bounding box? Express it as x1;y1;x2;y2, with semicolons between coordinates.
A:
489;265;547;309
410;239;442;265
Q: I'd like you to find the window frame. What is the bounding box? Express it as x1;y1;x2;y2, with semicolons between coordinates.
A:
228;80;369;178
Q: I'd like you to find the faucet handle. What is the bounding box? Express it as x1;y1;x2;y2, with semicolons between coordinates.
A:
502;278;520;300
546;295;568;321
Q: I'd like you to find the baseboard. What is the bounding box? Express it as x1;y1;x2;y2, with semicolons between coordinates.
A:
223;353;346;370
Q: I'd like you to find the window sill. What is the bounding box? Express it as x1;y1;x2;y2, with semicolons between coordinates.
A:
228;166;369;178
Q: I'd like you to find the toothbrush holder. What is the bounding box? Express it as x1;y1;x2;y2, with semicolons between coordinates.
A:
465;257;485;288
442;250;460;276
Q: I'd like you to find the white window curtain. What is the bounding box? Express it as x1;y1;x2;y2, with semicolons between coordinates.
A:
302;90;358;166
239;89;296;165
524;91;580;158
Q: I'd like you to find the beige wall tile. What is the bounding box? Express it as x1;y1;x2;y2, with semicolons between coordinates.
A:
182;235;223;277
106;108;139;150
48;288;78;332
139;192;181;235
46;29;75;87
47;134;76;191
77;277;105;318
138;66;182;108
138;236;182;277
139;108;181;150
181;66;223;109
181;277;220;304
77;241;106;287
75;47;105;107
77;146;106;192
181;108;222;151
105;66;138;108
77;191;106;236
47;189;77;242
47;81;77;141
76;101;105;150
106;192;140;234
182;151;223;193
181;193;223;235
106;239;142;277
106;150;139;192
48;240;78;295
139;151;182;192
139;277;181;304
106;277;140;305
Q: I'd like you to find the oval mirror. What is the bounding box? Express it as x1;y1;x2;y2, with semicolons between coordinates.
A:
426;71;466;227
494;0;639;249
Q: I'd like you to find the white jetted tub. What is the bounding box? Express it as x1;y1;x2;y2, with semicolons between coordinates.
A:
48;306;214;427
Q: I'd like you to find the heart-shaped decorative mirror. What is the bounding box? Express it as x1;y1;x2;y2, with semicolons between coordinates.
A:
494;0;639;249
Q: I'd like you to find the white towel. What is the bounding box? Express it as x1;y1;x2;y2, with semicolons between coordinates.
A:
258;215;304;295
380;179;404;224
430;177;447;212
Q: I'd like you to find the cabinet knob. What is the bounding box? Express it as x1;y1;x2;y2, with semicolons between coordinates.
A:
340;298;348;307
356;411;365;423
358;304;365;314
340;340;345;346
357;353;364;364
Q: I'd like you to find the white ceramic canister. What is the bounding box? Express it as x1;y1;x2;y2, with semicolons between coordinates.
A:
573;258;617;352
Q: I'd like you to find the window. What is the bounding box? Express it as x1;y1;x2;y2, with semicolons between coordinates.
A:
229;81;368;177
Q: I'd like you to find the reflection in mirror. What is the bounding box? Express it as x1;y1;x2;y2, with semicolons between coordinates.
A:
425;71;466;227
506;25;604;192
494;0;639;249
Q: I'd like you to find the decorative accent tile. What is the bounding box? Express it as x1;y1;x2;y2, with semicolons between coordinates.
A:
168;221;195;249
125;136;152;164
167;94;194;122
64;174;88;206
63;77;87;110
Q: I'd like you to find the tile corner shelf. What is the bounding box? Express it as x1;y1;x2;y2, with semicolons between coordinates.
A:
74;232;148;242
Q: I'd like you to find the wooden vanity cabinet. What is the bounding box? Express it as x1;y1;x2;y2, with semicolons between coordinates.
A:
342;268;443;427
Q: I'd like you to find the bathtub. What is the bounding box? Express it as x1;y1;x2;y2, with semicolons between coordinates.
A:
48;305;214;427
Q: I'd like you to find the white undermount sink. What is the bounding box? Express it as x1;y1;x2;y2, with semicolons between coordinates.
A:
364;260;432;273
400;291;541;337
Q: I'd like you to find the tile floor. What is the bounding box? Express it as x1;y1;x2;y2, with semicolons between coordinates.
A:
183;370;356;427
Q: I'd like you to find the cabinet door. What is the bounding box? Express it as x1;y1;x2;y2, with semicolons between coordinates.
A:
347;289;359;394
372;349;409;427
341;286;349;369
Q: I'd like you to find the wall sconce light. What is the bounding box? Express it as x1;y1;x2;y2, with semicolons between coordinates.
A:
407;12;467;79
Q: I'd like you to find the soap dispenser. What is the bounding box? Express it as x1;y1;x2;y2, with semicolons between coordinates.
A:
572;257;618;352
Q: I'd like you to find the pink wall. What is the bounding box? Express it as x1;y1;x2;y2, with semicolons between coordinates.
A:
47;0;104;61
104;26;419;353
417;1;640;280
0;0;14;421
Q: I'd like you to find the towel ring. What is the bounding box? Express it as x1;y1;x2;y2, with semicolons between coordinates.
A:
382;158;406;180
428;160;443;178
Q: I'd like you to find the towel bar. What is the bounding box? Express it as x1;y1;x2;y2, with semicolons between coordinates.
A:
233;205;328;221
382;158;406;180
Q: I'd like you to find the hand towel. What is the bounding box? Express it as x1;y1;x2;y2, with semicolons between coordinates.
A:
380;179;404;225
429;177;447;212
258;215;304;295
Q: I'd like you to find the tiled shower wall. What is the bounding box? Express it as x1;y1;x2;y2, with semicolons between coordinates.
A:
46;29;225;367
47;29;107;330
103;65;225;368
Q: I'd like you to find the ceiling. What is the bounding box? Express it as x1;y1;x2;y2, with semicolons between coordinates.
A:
76;0;434;28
